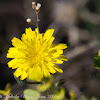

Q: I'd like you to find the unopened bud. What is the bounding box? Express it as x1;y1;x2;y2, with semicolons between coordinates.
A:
32;2;36;9
37;3;41;8
26;18;31;23
36;6;40;11
32;2;36;5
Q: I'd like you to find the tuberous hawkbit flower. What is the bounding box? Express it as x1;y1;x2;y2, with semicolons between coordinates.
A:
7;28;67;81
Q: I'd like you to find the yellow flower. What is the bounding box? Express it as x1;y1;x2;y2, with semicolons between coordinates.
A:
7;28;67;81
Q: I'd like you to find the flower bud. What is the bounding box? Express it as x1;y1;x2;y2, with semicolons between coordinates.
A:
37;3;41;8
36;6;40;11
32;2;36;9
32;2;36;5
26;18;31;23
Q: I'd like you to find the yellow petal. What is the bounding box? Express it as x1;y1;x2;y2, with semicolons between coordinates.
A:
51;58;63;64
49;50;63;58
20;71;28;80
53;65;63;74
7;47;25;58
44;37;55;51
25;28;35;41
12;37;26;49
39;34;43;42
43;29;54;41
42;63;50;77
7;59;24;69
14;68;22;77
58;55;68;61
35;28;39;37
52;43;67;50
45;62;56;74
28;66;42;81
21;33;28;44
48;36;55;43
21;64;29;72
21;28;36;44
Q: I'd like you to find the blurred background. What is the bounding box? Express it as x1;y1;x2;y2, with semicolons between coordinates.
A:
0;0;100;99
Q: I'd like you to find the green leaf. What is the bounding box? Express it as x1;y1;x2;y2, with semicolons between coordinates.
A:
93;0;100;14
96;73;100;76
14;98;21;100
51;87;65;100
91;96;97;100
98;50;100;56
24;89;40;100
69;91;75;100
37;77;52;92
94;50;100;69
94;57;100;69
80;96;85;100
4;83;11;91
0;90;7;96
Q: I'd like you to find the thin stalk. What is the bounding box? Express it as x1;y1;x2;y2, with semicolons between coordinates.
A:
36;11;39;33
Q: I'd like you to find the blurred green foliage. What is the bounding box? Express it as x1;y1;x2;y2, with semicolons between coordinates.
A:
94;50;100;69
93;0;100;14
24;89;40;100
91;96;97;100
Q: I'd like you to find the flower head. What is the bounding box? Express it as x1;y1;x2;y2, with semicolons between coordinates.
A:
7;28;67;81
